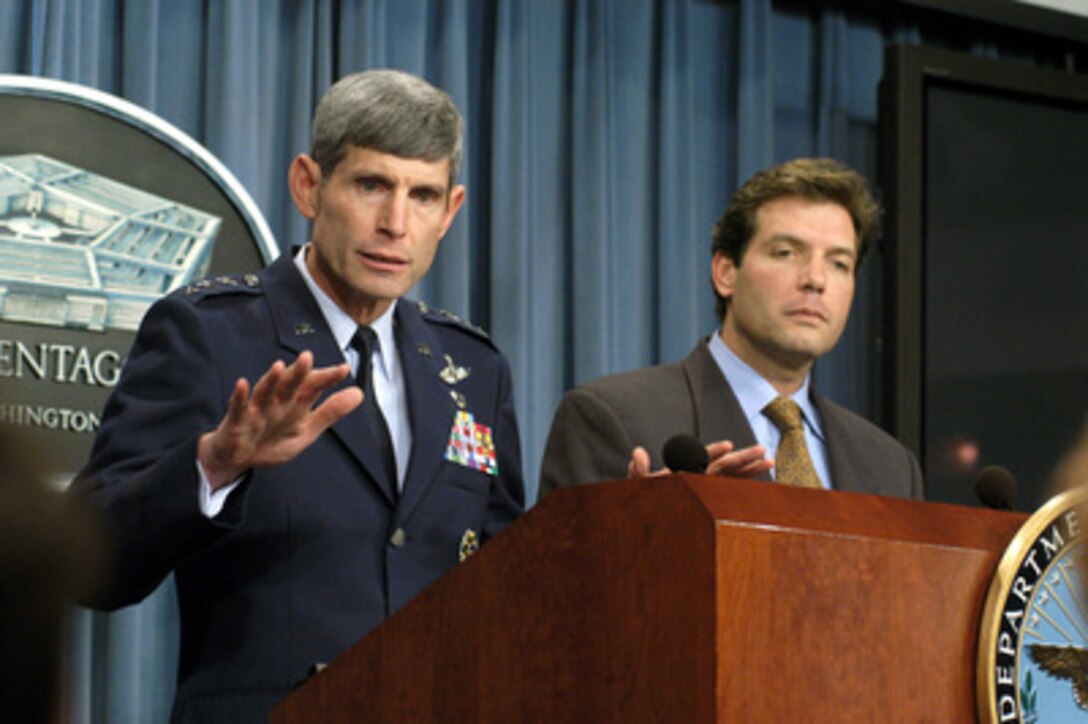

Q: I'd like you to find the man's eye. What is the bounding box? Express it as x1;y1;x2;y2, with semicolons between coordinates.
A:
771;247;793;258
357;178;382;191
832;259;853;273
412;189;440;203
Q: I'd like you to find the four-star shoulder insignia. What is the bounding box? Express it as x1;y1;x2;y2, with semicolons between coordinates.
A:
182;273;263;298
414;300;493;346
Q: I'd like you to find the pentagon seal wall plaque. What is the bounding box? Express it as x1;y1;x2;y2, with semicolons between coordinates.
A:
0;75;277;479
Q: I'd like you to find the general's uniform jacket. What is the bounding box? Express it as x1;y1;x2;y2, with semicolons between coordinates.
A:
73;252;525;722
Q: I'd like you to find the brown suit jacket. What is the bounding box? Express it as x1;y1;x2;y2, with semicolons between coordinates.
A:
538;339;923;501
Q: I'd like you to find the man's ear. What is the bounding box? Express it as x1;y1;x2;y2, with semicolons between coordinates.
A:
288;154;322;219
437;184;467;239
711;251;737;301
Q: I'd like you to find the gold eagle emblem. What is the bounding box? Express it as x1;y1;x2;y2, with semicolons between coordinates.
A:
1030;644;1088;710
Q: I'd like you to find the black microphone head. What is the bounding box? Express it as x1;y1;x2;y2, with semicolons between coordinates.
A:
662;434;709;474
975;465;1017;511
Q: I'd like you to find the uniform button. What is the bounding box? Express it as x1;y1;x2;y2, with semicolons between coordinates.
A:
389;528;407;548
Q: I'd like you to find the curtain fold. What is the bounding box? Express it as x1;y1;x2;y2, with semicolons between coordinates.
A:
489;0;571;486
737;0;774;181
0;1;1068;720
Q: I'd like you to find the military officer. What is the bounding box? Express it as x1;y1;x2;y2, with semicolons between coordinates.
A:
72;69;524;723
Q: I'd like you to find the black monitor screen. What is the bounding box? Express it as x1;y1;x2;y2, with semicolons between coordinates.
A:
922;82;1088;509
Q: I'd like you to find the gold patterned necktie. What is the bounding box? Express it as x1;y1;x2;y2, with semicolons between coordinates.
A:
763;397;823;489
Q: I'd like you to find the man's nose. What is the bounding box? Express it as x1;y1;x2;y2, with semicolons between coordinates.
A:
378;192;408;237
800;256;826;291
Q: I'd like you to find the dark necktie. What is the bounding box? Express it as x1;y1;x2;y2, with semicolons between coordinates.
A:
351;327;397;492
763;397;823;489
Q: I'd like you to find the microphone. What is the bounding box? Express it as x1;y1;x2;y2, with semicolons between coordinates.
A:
975;465;1017;511
662;434;709;473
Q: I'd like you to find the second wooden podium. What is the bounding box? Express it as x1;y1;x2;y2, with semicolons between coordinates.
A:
274;475;1024;721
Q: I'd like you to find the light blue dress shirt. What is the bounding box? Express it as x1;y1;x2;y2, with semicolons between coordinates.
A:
706;332;833;489
294;247;412;490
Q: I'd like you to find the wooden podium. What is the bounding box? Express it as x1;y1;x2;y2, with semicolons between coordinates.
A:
273;475;1024;722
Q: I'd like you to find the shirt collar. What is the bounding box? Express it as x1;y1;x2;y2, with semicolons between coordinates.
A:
293;246;398;380
707;331;825;442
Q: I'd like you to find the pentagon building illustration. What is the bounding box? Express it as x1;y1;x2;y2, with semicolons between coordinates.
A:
0;154;221;331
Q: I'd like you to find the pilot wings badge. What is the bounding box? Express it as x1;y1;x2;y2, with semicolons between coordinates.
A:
438;354;470;385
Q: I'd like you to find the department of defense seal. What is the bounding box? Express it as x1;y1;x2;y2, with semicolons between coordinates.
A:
978;485;1088;722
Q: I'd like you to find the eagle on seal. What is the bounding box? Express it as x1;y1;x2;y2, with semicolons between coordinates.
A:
1030;644;1088;710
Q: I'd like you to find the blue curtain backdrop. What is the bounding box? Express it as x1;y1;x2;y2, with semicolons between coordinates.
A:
0;0;1068;720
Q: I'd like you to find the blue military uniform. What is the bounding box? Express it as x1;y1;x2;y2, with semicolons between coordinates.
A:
72;252;524;722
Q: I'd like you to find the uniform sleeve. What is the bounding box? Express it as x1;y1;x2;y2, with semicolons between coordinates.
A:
481;354;525;542
537;387;635;502
69;295;245;610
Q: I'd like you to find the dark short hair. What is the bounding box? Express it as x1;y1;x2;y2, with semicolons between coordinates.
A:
711;157;881;320
310;69;464;188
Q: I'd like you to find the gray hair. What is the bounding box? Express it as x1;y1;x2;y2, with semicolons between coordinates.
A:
310;69;464;188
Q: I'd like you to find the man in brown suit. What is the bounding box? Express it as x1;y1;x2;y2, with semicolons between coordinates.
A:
539;158;923;501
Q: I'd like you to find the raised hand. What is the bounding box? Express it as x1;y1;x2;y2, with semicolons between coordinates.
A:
197;351;363;489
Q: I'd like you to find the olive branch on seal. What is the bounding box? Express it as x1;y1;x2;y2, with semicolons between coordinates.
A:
1020;669;1038;722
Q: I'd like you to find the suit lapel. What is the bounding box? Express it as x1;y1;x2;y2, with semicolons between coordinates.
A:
262;252;398;504
813;393;865;494
682;338;866;491
683;339;770;481
392;302;457;523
